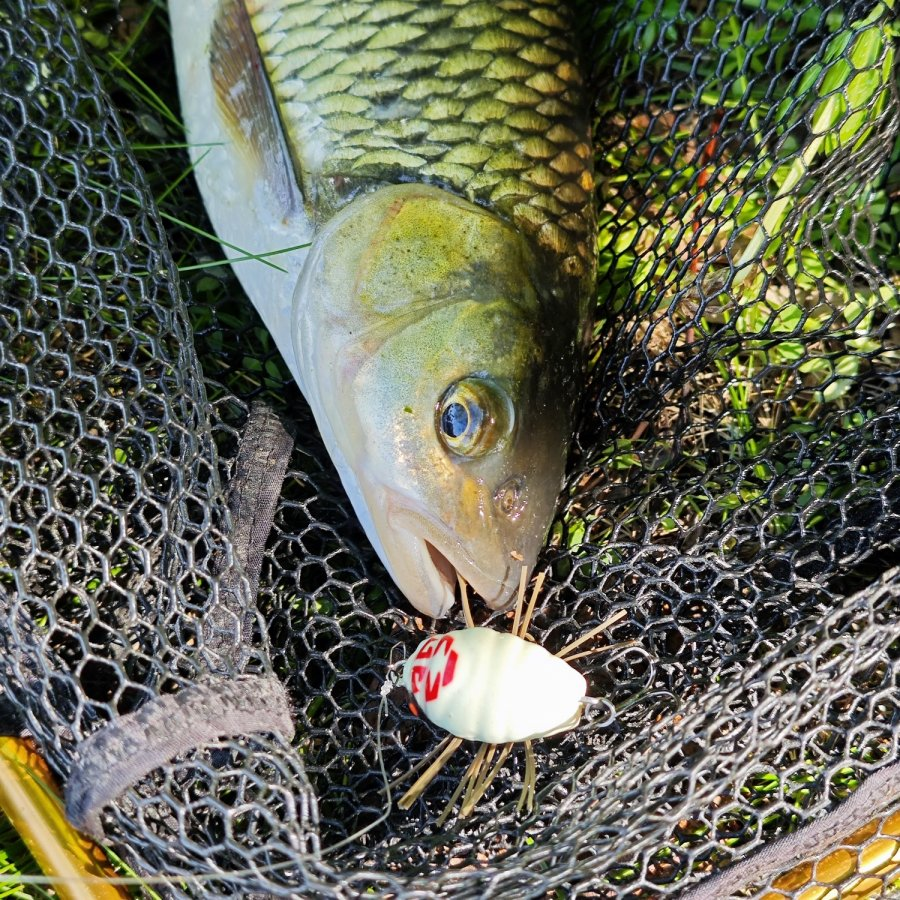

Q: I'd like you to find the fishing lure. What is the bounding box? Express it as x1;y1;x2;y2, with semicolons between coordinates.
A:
393;571;625;823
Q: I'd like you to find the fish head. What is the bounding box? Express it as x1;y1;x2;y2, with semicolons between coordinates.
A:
372;312;574;619
294;185;580;618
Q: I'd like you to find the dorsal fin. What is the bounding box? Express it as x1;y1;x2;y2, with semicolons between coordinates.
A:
210;0;300;217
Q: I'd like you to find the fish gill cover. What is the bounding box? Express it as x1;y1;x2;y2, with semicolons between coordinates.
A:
0;0;898;897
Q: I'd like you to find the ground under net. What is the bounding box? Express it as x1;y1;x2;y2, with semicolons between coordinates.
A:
0;0;899;896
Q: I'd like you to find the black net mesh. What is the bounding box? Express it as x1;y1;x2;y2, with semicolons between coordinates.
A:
1;0;899;897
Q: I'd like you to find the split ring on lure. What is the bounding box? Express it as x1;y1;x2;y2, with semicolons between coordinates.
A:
392;569;626;823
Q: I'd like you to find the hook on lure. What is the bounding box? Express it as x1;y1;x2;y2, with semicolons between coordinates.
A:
389;567;627;824
0;584;626;894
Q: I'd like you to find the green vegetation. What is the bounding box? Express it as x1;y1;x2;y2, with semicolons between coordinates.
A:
70;0;298;407
0;0;898;891
0;812;50;899
560;0;900;555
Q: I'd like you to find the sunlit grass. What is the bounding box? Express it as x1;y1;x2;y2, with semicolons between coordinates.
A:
69;0;298;405
0;810;50;899
564;0;900;555
2;0;898;891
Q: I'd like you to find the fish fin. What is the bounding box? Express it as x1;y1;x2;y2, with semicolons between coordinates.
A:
210;0;300;217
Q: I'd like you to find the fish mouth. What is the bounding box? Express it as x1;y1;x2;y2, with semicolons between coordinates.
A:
384;502;516;617
425;540;457;596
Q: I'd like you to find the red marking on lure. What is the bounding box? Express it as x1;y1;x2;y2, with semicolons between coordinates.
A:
394;570;627;822
424;668;441;702
441;648;457;685
410;635;458;702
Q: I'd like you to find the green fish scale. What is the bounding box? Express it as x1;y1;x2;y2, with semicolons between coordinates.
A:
250;0;594;286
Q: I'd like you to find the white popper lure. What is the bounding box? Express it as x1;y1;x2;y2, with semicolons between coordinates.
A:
394;570;625;822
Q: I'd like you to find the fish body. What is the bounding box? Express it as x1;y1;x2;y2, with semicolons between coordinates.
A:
170;0;594;617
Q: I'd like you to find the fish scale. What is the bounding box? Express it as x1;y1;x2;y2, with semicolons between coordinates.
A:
249;0;594;293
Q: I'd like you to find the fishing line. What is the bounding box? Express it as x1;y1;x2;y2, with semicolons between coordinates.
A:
0;674;401;890
320;675;395;857
0;591;629;890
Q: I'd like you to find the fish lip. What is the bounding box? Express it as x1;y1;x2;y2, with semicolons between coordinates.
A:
381;517;456;619
386;500;516;612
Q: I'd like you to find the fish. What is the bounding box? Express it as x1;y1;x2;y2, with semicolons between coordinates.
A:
169;0;594;618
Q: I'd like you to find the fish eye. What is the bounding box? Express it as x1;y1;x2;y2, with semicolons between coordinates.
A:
436;376;513;458
441;402;472;439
